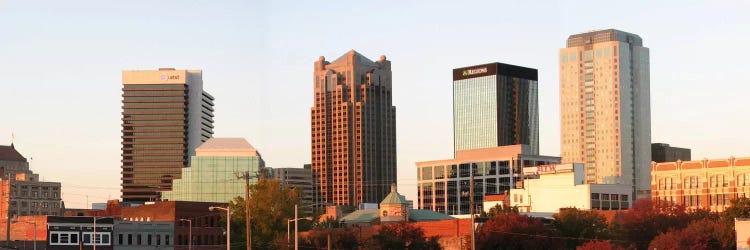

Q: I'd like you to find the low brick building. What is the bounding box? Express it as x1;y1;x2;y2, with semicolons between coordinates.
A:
652;156;750;212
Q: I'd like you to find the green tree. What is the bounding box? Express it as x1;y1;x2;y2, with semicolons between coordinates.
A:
723;197;750;222
552;207;610;248
225;179;302;249
304;228;360;250
483;203;519;218
368;222;441;250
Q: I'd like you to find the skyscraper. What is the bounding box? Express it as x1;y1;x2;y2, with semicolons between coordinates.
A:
559;29;651;198
311;50;396;207
121;68;215;202
453;62;539;155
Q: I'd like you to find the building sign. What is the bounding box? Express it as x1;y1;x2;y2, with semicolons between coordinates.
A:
462;67;488;76
160;73;181;81
523;164;574;176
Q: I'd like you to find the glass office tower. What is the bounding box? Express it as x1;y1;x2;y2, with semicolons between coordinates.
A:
453;62;539;155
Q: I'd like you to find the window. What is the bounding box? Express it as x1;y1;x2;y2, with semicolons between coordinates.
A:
710;175;727;188
739;174;750;186
50;232;80;245
83;232;110;245
684;176;699;189
118;234;123;245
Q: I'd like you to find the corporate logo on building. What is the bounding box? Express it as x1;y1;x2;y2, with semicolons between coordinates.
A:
160;73;180;81
462;67;488;76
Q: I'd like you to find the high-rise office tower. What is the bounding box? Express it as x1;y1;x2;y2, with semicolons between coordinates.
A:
453;63;539;155
311;50;396;207
121;68;215;202
559;29;651;198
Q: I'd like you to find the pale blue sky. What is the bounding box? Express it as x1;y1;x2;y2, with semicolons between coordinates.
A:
1;0;748;208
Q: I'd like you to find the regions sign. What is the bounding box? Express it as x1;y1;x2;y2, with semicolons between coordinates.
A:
462;67;488;76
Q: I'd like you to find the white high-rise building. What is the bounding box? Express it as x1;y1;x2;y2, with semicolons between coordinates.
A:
559;29;651;199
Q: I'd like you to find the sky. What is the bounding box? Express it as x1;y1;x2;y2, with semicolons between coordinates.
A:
1;0;749;208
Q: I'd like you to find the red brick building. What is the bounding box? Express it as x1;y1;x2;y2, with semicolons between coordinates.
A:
651;156;750;212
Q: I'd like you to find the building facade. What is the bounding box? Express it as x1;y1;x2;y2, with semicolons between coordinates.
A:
162;138;265;203
47;216;115;250
652;143;691;163
113;221;175;250
510;163;633;214
651;156;750;212
559;29;652;198
453;63;539;155
121;68;215;202
311;50;397;207
0;144;63;217
272;166;313;213
416;145;560;215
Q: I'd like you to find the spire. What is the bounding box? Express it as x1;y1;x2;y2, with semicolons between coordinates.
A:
391;183;397;193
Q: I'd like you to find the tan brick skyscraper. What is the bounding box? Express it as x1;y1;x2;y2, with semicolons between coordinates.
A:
311;50;397;207
559;29;651;199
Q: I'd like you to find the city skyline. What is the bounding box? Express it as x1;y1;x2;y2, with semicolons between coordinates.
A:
1;1;749;208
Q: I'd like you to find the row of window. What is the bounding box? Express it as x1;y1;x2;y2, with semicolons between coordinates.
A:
657;174;750;190
50;232;110;246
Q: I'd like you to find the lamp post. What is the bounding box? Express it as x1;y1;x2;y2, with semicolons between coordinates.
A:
92;215;122;250
14;220;36;250
209;206;231;250
179;219;192;250
287;216;313;245
293;203;331;250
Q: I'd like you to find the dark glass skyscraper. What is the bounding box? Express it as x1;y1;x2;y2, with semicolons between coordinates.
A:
121;68;214;202
452;63;539;155
311;50;397;207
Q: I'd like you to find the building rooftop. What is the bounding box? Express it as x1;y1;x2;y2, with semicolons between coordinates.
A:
0;144;26;161
195;138;259;157
566;29;643;47
380;184;408;206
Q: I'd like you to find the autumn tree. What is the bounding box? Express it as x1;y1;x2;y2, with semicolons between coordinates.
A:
648;219;735;250
476;212;563;250
368;222;441;250
576;240;625;250
552;207;610;248
226;179;302;249
610;199;692;249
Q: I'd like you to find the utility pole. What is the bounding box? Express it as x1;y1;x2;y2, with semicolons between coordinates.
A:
470;166;475;250
236;171;259;250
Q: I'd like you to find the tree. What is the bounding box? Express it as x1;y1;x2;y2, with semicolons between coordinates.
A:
483;203;519;218
226;179;302;249
610;199;692;250
576;240;625;250
304;228;360;250
476;212;563;250
648;219;735;250
723;197;750;222
367;222;441;250
552;208;609;248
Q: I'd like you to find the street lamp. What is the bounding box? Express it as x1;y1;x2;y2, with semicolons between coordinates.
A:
179;219;192;250
287;217;313;244
14;220;36;250
209;206;231;250
293;203;332;250
92;215;121;250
